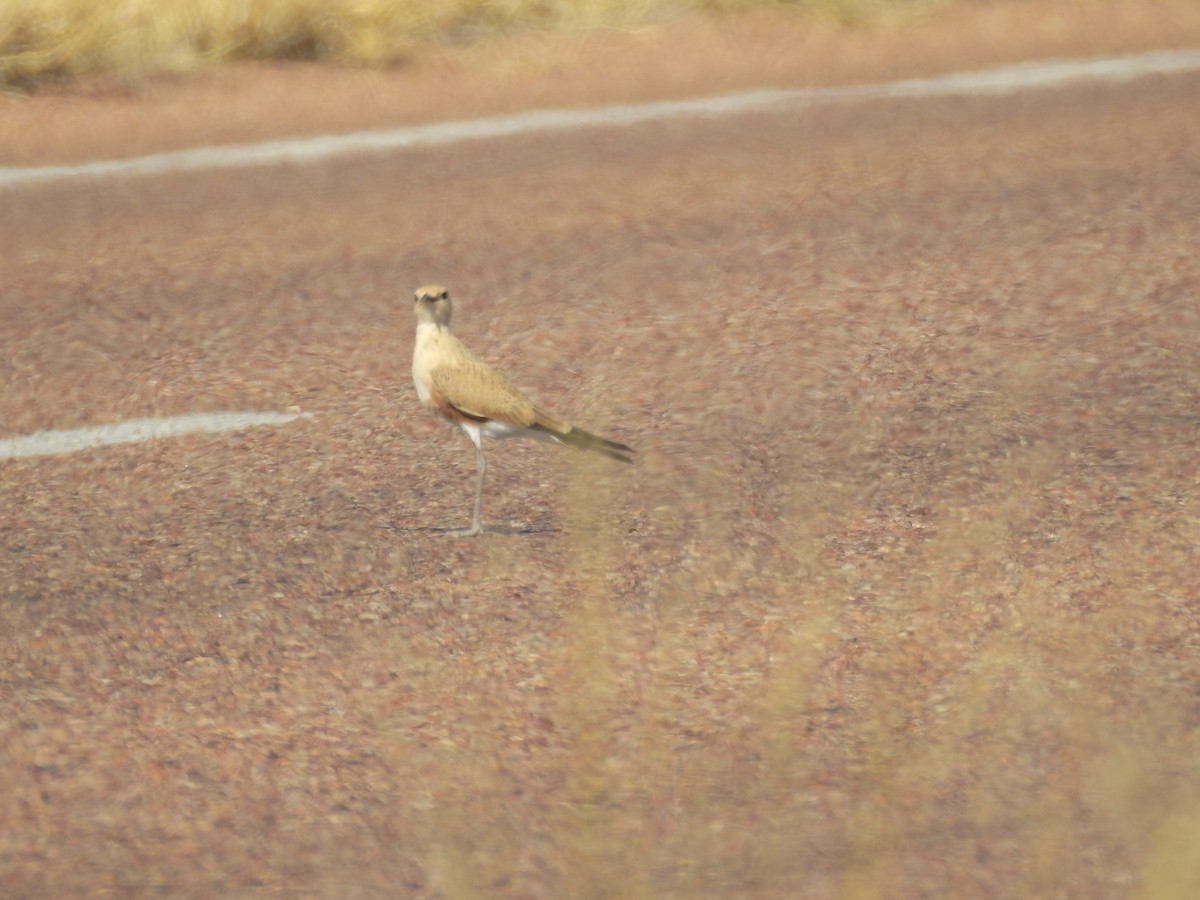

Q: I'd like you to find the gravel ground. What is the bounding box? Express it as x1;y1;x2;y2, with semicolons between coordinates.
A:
3;3;1200;896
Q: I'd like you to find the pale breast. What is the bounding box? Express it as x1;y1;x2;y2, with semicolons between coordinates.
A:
412;321;441;407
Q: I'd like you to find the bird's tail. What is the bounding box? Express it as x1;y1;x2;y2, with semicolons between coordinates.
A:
534;422;635;463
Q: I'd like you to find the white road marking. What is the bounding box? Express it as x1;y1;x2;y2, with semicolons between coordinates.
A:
0;411;310;461
1;49;1198;188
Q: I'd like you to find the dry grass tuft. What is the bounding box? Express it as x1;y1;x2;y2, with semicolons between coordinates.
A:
0;0;947;87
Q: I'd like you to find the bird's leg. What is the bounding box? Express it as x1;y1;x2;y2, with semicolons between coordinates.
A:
468;441;486;535
449;432;486;537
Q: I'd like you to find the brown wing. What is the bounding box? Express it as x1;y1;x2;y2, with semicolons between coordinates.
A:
529;404;571;435
427;349;539;427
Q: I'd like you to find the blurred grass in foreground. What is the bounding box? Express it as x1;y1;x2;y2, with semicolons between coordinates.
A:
0;0;944;88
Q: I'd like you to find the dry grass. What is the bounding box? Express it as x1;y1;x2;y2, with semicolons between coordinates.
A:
0;0;946;87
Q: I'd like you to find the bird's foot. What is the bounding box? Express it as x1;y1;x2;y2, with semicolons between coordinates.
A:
443;523;483;538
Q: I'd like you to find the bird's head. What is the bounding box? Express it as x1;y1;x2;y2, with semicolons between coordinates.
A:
414;284;452;328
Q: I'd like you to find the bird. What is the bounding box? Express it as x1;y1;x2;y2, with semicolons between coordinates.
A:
411;284;634;536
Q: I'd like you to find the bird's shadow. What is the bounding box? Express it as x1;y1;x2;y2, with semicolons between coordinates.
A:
389;521;559;536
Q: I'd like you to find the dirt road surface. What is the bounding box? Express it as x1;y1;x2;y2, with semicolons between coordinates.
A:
3;3;1200;897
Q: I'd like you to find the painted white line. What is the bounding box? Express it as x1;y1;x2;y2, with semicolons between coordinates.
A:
0;411;310;461
1;49;1197;188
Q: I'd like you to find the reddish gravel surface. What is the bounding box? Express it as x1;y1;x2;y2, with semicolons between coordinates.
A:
3;3;1200;897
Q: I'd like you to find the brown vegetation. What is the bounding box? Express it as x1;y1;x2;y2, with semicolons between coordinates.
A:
2;0;948;88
